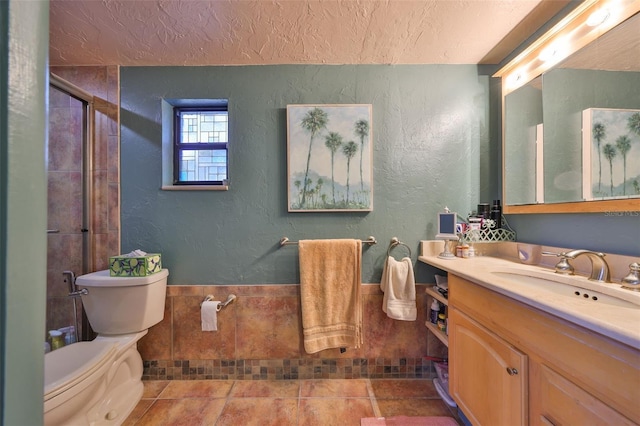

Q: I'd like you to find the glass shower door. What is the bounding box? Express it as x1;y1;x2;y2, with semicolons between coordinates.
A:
46;81;92;344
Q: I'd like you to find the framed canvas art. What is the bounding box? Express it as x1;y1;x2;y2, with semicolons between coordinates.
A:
582;108;640;200
287;104;373;212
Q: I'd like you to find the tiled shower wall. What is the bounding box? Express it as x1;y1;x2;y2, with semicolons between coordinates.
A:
139;283;447;380
46;66;120;334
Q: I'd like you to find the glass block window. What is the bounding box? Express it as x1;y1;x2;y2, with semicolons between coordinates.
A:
174;106;228;185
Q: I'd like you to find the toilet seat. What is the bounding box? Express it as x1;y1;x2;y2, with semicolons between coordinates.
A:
44;341;118;401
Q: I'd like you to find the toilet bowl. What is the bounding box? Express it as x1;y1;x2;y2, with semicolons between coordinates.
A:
44;269;168;426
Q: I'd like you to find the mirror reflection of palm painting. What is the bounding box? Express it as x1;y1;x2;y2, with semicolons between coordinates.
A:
287;104;373;212
583;108;640;200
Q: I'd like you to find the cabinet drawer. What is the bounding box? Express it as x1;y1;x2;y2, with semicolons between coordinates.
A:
530;362;634;426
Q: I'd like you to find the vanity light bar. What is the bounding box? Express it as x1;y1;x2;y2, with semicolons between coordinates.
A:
586;8;611;26
537;35;570;65
495;0;640;94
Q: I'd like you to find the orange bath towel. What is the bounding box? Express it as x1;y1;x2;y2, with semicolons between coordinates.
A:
299;239;363;354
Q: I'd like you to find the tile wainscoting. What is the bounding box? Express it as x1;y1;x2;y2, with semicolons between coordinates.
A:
139;283;447;380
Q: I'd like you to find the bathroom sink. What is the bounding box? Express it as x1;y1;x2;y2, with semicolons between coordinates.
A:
492;269;640;309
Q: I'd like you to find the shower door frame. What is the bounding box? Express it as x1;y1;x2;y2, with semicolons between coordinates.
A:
49;73;96;341
49;73;95;275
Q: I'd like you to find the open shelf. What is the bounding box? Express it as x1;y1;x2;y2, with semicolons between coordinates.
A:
425;285;449;347
425;286;447;305
425;321;448;347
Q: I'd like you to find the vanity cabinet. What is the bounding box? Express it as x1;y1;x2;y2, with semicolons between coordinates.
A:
449;308;527;425
448;274;639;425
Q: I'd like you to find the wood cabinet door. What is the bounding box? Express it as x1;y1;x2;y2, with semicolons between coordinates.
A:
530;362;635;426
449;307;527;426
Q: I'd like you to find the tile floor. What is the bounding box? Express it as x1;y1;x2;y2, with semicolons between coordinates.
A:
124;379;461;425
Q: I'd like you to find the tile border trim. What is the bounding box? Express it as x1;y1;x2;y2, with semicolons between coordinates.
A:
143;357;434;381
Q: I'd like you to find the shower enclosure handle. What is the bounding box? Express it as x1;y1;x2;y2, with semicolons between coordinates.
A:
63;270;77;294
63;270;87;296
62;270;82;343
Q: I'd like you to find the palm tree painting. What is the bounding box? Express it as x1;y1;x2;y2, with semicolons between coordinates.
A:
354;119;369;192
592;122;605;192
583;108;640;200
603;143;617;196
342;141;358;205
616;135;631;195
287;104;373;211
324;131;343;205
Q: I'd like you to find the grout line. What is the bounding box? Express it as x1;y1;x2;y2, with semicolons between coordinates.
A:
365;378;381;418
297;379;302;425
170;297;174;360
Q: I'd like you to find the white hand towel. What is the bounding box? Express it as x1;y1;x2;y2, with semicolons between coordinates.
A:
201;300;221;331
380;256;417;321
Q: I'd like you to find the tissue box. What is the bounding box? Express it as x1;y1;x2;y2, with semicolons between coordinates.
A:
109;254;162;277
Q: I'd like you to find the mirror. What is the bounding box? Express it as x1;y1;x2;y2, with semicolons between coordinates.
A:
504;76;542;205
497;1;640;213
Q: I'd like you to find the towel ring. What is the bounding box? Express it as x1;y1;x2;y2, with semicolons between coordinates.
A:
387;237;412;258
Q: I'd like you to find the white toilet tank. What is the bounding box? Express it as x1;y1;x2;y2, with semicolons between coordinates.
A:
76;269;169;335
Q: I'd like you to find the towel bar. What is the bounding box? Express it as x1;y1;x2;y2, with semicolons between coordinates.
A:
279;236;377;246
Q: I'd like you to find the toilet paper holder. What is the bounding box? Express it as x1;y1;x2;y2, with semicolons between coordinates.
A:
201;293;236;309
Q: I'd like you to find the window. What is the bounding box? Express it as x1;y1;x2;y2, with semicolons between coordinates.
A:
174;106;228;185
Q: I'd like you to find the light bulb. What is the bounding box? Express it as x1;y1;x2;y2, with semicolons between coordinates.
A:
587;8;610;27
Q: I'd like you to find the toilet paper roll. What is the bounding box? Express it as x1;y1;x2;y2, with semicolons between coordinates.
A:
201;301;222;331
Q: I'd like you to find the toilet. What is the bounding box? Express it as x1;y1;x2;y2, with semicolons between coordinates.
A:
44;268;169;426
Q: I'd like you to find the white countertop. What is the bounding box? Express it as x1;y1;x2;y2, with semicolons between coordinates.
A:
419;251;640;350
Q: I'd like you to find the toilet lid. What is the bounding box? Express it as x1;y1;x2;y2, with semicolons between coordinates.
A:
44;340;118;400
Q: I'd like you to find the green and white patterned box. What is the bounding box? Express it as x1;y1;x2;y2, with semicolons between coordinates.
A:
109;254;162;277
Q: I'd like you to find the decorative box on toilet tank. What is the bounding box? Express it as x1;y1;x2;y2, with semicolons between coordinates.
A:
108;254;162;277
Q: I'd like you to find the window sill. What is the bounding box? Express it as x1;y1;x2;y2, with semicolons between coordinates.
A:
161;185;229;191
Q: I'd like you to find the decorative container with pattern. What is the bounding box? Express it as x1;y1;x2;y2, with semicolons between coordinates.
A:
109;254;162;277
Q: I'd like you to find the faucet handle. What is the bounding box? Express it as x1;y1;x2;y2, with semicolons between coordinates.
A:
553;257;575;275
541;252;575;275
541;251;564;257
621;262;640;291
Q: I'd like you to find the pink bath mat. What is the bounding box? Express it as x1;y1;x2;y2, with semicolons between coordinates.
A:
361;416;458;426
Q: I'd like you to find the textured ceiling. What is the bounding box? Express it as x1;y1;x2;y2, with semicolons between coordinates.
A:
49;0;568;66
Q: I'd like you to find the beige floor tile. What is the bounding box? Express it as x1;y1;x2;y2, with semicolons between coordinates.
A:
121;399;154;426
158;380;234;399
371;379;439;398
141;380;170;398
300;378;370;397
376;399;452;418
298;398;375;426
229;380;300;398
216;398;298;426
199;399;229;424
125;378;456;425
133;399;219;426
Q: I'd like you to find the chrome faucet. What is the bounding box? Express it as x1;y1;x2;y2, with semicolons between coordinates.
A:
546;250;611;283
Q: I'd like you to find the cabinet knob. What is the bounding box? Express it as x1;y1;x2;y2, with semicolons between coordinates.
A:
506;367;519;376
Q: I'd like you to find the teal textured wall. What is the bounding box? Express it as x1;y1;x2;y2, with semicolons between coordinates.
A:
121;65;499;285
2;0;48;424
506;213;639;256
